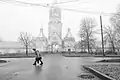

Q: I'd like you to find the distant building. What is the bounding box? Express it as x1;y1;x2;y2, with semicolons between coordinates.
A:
27;4;76;52
0;41;25;53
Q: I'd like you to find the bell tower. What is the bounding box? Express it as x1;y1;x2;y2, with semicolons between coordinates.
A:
48;0;62;52
48;3;62;39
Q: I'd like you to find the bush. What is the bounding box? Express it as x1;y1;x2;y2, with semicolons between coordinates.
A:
79;51;88;53
94;51;103;55
105;51;117;55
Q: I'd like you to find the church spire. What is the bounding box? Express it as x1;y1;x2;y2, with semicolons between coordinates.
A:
52;0;60;7
38;23;45;37
38;27;45;38
53;0;58;4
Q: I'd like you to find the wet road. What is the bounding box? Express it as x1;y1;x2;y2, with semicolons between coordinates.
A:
0;54;102;80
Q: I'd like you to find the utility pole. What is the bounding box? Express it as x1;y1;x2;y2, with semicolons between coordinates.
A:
100;15;105;56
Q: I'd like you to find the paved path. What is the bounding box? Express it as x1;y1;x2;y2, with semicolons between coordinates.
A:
0;54;102;80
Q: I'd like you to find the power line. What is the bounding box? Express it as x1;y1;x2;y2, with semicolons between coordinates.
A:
0;0;84;7
52;0;80;5
0;0;49;7
0;0;115;16
60;8;114;16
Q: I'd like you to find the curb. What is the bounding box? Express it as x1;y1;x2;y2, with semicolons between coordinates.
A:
0;56;35;58
83;66;116;80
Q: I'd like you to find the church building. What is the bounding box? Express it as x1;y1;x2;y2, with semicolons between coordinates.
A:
34;4;76;52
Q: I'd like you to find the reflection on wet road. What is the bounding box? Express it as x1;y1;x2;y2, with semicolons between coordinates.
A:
0;54;102;80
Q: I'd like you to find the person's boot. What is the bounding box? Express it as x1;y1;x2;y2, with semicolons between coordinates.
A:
33;61;36;65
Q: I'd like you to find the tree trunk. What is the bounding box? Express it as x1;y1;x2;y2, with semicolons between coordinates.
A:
26;45;28;56
90;47;93;54
51;45;53;53
112;42;115;54
117;49;119;52
87;33;90;54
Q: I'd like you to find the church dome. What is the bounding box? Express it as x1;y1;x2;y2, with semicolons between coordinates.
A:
35;28;47;42
64;28;75;42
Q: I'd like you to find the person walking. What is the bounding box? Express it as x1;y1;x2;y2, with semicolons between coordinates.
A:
32;49;43;65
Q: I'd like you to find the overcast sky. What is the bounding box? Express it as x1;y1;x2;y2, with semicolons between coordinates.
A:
0;0;120;42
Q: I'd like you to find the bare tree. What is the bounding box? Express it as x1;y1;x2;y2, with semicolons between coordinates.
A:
89;38;96;53
18;32;33;56
110;5;120;33
79;40;87;52
110;5;120;53
103;25;117;54
78;17;97;54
